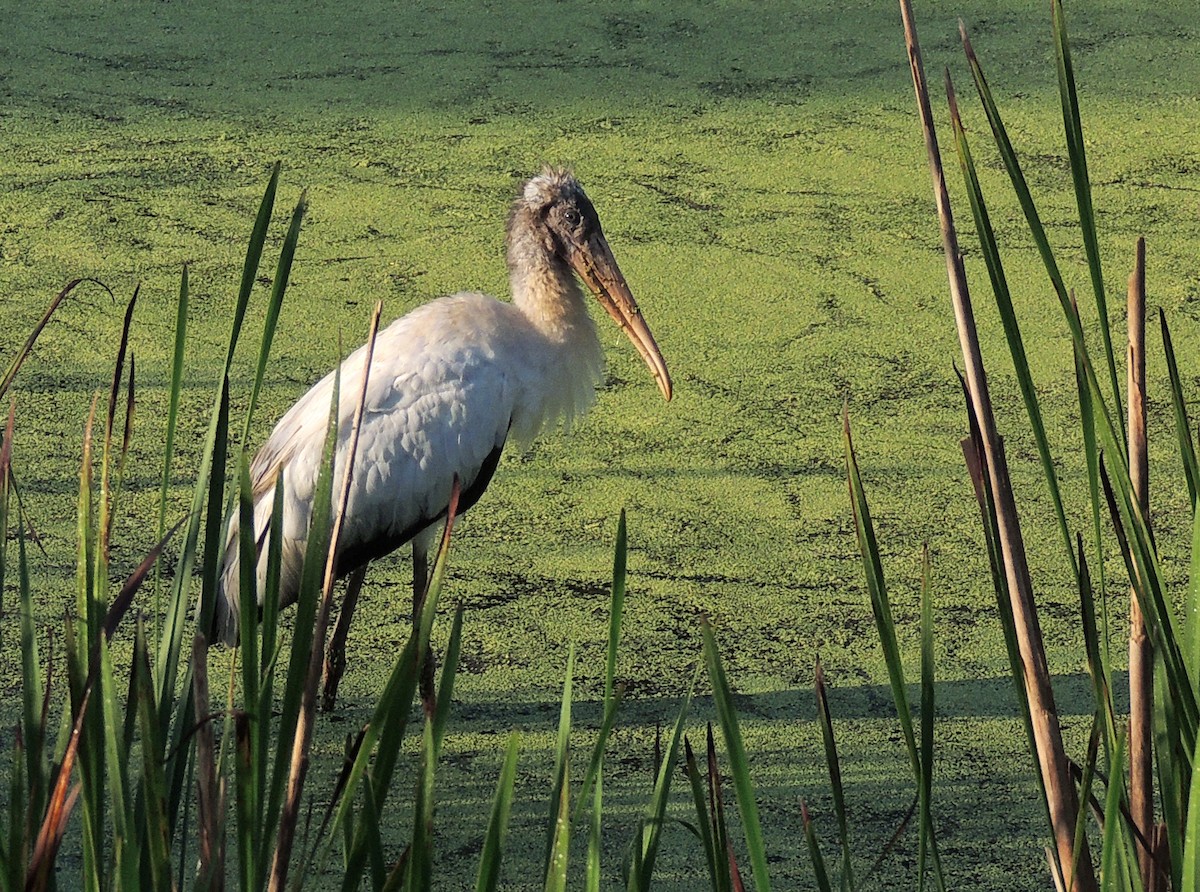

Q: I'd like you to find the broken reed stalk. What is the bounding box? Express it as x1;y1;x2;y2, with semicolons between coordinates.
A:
1126;236;1153;888
896;1;1097;888
268;301;384;892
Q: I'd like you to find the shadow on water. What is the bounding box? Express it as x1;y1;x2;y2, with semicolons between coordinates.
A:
441;670;1121;729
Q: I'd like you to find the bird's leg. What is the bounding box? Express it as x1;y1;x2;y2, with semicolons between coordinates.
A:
412;537;437;718
322;564;368;712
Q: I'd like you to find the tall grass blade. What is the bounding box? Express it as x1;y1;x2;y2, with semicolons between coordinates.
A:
102;521;180;644
631;668;696;890
683;738;725;892
1187;504;1200;700
902;5;1096;884
276;303;380;890
844;410;916;759
1071;723;1102;892
958;30;1070;322
15;515;48;838
544;645;575;879
407;605;464;890
233;710;257;892
1126;235;1154;888
801;801;834;892
574;513;629;824
1075;537;1117;753
1074;311;1116;739
918;545;944;892
27;687;89;891
98;635;137;890
155;265;189;635
164;164;284;701
1155;656;1186;891
545;757;571;892
945;71;1078;587
0;278;108;399
241;189;308;447
475;733;520;892
232;453;263;887
77;396;98;645
268;366;340;891
7;725;26;892
74;398;104;892
1160;310;1199;510
586;770;602;892
156;370;227;710
433;606;464;751
0;399;11;651
158;379;233;856
607;509;627;704
1051;0;1124;438
959;23;1123;451
813;659;853;890
1100;736;1138;891
99;286;138;564
329;483;461;891
706;725;744;892
703;620;771;892
133;621;173;892
846;408;944;886
407;718;438;891
192;634;223;889
225;161;280;371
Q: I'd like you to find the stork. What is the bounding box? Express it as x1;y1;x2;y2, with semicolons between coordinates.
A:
213;167;672;709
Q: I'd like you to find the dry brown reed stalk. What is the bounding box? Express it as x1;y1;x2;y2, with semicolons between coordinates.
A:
26;693;86;892
1127;236;1153;887
897;1;1096;888
268;300;383;892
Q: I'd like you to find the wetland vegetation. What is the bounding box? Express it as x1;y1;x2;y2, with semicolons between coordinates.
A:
3;0;1200;888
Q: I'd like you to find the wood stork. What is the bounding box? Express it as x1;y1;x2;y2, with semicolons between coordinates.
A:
213;167;672;706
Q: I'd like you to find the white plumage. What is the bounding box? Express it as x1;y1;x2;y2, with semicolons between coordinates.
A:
213;167;671;647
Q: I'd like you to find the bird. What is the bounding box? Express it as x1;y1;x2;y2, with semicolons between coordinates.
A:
212;166;672;705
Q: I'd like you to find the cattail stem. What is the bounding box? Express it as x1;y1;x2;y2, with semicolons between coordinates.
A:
898;2;1096;888
1127;236;1153;888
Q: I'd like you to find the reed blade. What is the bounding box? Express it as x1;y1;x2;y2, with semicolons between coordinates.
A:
814;658;853;889
1161;310;1199;510
475;733;520;892
544;645;575;879
683;738;723;892
155;265;189;635
0;278;107;400
632;668;695;889
801;800;834;892
241;190;308;447
1051;0;1124;439
946;71;1079;589
225;162;280;370
703;620;771;892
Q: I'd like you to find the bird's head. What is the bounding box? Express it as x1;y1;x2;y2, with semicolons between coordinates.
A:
510;167;672;401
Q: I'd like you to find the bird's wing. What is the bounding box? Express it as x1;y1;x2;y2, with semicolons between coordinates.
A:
333;305;520;564
215;295;530;644
224;296;524;610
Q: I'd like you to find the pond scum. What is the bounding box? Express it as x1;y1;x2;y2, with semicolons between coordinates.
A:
1;3;1198;890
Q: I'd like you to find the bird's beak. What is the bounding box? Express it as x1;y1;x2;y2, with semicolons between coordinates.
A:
569;232;673;401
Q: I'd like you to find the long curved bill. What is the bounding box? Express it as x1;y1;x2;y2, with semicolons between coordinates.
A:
569;231;673;401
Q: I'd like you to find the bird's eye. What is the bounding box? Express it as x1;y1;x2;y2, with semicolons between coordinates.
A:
563;207;582;229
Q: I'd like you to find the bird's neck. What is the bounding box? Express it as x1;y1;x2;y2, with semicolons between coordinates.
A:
508;229;586;336
506;227;605;442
